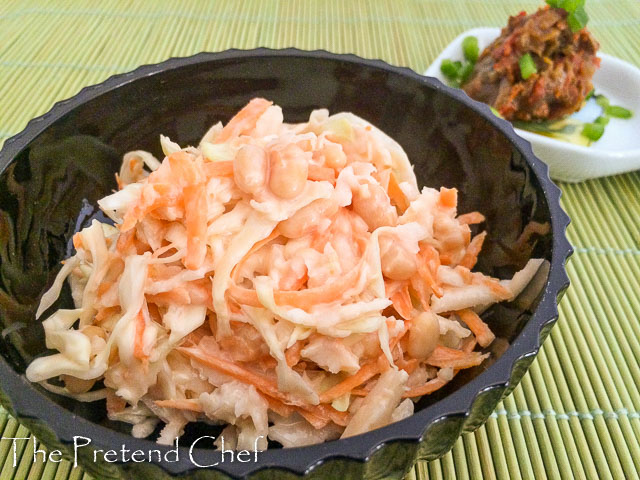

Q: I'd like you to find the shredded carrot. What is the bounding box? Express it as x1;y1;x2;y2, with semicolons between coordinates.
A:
426;345;487;369
203;160;234;177
229;255;363;310
457;211;485;225
458;231;487;270
390;282;412;320
179;346;300;405
72;232;84;250
403;377;448;398
396;357;419;374
133;310;147;362
319;361;380;403
351;388;370;397
387;173;410;213
416;244;443;298
285;341;304;367
438;187;458;209
457;309;495;348
214;98;273;143
183;182;208;270
116;228;136;254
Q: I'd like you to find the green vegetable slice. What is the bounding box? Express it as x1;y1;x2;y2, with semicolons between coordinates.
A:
519;53;537;80
441;59;462;79
462;36;479;63
604;105;633;119
581;122;605;141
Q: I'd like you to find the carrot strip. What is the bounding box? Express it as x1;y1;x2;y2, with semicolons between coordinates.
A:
387;173;409;213
179;347;310;407
390;283;412;320
229;256;362;310
403;377;448;398
285;341;304;367
183;183;208;270
134;310;147;361
457;309;495;348
72;232;84;250
457;212;485;225
319;361;380;403
351;388;370;397
438;187;458;209
299;410;330;429
426;345;487;369
458;231;487;270
203;161;234;177
266;397;295;418
214;98;273;143
396;357;419;374
416;244;443;298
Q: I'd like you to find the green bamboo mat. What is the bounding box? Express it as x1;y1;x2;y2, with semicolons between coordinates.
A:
0;1;639;479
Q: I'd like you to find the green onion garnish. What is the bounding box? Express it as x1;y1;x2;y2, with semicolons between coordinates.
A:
567;6;589;32
595;94;610;108
519;53;537;80
441;59;462;79
604;105;633;119
581;122;605;141
594;115;609;125
462;36;479;63
546;0;589;32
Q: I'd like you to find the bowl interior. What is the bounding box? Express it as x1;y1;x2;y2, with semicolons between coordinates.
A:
0;53;552;446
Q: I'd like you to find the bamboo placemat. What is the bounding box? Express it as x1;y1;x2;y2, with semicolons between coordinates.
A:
0;1;639;478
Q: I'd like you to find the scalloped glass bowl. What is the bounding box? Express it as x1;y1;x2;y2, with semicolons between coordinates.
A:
0;49;571;479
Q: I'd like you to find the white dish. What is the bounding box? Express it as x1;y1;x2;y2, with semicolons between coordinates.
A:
424;27;640;182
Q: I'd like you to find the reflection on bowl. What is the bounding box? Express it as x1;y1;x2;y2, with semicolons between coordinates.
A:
0;49;571;479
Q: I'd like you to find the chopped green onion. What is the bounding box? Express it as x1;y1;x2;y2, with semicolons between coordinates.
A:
585;89;594;100
546;0;589;31
581;122;604;141
594;115;609;125
460;62;475;83
441;59;462;79
595;94;610;108
604;105;633;119
462;36;479;63
568;5;589;32
519;53;537;80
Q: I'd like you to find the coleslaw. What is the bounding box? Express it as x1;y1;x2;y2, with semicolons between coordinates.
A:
26;98;544;449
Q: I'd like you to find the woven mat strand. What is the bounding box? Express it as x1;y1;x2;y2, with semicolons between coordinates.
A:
1;1;639;479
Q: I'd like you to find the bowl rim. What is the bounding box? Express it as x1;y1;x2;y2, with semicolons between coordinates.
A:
0;47;573;478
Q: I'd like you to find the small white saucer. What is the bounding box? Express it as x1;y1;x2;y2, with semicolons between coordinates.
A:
424;27;640;182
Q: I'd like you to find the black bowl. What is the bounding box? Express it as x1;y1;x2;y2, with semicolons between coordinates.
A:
0;49;571;479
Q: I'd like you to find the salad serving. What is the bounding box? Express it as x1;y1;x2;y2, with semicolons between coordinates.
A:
26;99;543;450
